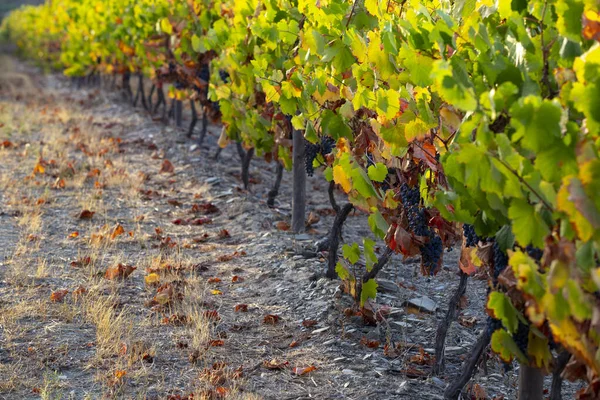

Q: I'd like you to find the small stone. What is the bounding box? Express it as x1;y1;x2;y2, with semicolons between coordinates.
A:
391;321;411;328
312;327;329;334
323;338;337;346
405;296;438;313
341;369;354;375
432;377;445;387
205;177;221;184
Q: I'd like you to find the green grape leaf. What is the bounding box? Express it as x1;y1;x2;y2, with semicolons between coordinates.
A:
364;238;377;270
487;291;519;334
528;331;552;369
564;280;593;322
360;279;378;306
335;262;350;280
342;243;361;264
495;225;514;252
491;329;527;364
508;199;550;248
368;210;389;240
368;163;387;182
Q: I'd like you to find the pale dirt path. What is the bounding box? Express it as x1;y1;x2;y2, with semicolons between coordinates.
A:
0;54;583;400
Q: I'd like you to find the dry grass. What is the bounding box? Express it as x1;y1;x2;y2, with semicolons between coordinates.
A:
81;293;134;361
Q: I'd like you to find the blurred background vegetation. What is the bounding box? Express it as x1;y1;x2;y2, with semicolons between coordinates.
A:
1;0;44;21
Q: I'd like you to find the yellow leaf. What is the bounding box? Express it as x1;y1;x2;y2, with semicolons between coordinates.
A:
333;165;352;193
211;289;223;295
145;273;160;285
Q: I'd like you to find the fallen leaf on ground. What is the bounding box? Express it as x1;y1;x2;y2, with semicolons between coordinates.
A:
211;289;222;295
78;210;95;219
50;289;69;302
231;275;243;282
160;159;175;173
360;337;380;349
263;314;280;324
276;221;290;231
207;277;221;283
208;340;224;347
52;178;66;189
145;273;160;286
218;229;230;238
73;286;87;298
292;366;317;376
234;304;248;312
302;319;318;328
262;359;288;370
104;263;136;280
110;224;125;240
203;310;220;320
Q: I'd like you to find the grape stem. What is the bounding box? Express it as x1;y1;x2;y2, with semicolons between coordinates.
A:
361;246;393;283
443;328;491;399
433;270;469;376
326;203;354;279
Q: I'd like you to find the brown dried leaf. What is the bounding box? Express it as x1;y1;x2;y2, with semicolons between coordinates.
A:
292;365;317;376
263;314;280;325
302;319;318;328
78;210;95;219
160;159;175;173
262;359;288;370
234;304;248;312
50;289;69;303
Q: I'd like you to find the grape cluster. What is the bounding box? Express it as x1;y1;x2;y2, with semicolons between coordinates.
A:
219;69;230;83
486;316;503;337
197;64;210;82
421;235;443;274
168;62;175;74
304;141;320;177
463;224;479;247
493;241;508;280
321;136;336;155
525;245;543;262
303;137;336;177
400;184;428;237
514;322;529;357
174;81;185;90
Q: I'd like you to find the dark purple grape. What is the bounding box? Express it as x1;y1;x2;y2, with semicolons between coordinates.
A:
487;316;503;337
219;69;230;83
421;235;442;275
400;184;428;237
463;224;479;247
526;245;543;262
321;136;336;155
304;141;320;177
514;322;529;357
493;241;508;280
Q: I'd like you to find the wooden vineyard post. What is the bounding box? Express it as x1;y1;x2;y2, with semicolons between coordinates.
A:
518;365;544;400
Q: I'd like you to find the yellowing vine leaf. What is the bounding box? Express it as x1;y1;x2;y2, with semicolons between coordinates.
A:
333;165;352;193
